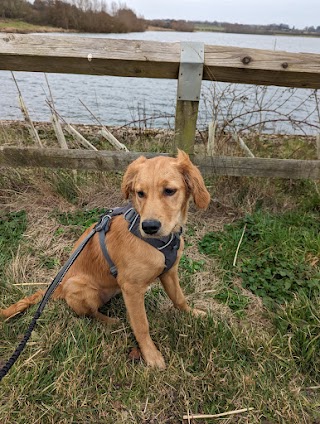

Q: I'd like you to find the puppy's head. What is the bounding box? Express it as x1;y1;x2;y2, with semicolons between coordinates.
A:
122;150;210;237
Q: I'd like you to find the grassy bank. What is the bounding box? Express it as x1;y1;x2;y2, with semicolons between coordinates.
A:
0;124;320;423
0;18;67;34
2;18;320;38
1;120;319;160
194;22;320;37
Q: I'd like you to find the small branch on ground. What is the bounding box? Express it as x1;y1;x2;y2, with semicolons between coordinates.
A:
182;407;254;420
233;223;247;267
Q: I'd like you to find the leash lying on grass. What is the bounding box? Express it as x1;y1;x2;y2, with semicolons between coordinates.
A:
0;216;103;382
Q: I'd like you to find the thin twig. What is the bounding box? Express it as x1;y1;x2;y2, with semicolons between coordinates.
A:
110;326;130;334
233;223;247;267
13;283;47;286
118;113;174;129
206;81;320;144
44;74;56;109
186;408;191;424
182;407;254;420
11;72;43;148
79;98;129;151
231;131;255;157
143;397;149;414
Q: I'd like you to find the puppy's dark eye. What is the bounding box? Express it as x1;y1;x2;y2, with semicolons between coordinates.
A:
137;191;145;198
164;188;177;196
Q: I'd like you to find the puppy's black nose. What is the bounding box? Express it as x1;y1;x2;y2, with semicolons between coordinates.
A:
142;220;161;235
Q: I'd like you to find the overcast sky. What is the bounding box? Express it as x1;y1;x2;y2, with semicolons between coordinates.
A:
125;0;319;28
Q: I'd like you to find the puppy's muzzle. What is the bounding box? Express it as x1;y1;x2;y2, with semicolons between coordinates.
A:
142;220;161;235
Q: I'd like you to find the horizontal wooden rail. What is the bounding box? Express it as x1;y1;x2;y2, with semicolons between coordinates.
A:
1;147;319;180
1;34;320;88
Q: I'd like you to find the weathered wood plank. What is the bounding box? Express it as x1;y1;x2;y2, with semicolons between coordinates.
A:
1;147;319;180
203;45;320;88
0;34;180;79
174;101;199;153
1;34;320;88
193;155;320;179
0;146;167;172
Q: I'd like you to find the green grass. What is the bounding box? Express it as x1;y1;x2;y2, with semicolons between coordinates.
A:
1;169;320;423
55;207;107;232
198;189;320;384
0;210;27;281
274;294;320;374
199;208;320;306
0;18;59;32
214;286;251;317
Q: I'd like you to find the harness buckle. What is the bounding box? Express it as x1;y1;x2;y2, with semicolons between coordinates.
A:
95;213;112;233
124;208;137;224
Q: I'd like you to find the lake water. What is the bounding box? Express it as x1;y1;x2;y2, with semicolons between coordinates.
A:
0;31;319;134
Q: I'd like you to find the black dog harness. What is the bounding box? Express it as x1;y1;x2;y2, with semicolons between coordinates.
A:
95;204;181;278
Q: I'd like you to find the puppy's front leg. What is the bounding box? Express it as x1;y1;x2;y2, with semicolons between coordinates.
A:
160;266;206;317
121;282;166;369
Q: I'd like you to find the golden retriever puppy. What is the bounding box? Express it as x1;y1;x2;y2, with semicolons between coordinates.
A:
1;150;210;368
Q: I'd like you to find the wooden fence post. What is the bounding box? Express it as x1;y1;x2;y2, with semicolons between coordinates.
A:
316;134;320;160
174;42;204;154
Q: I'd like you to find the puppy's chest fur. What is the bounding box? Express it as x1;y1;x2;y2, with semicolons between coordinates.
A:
106;215;176;283
96;204;181;280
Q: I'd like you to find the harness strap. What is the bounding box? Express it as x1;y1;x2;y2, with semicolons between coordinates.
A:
96;205;136;278
99;229;118;278
97;204;181;278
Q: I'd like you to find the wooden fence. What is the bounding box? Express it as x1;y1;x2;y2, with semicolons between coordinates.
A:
0;33;320;179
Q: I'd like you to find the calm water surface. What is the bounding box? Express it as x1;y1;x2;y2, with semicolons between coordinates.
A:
0;31;319;133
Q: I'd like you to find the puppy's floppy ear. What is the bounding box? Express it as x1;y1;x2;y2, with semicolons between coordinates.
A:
121;156;147;199
177;149;210;209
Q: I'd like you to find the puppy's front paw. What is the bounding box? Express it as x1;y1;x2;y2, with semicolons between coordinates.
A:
94;312;121;325
191;308;207;318
142;347;166;369
107;317;121;325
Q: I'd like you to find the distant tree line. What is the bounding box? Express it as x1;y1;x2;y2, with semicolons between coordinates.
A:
1;2;318;35
148;19;194;32
0;0;147;33
194;20;320;35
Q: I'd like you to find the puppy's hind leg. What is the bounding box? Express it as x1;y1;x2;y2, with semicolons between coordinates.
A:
62;276;119;325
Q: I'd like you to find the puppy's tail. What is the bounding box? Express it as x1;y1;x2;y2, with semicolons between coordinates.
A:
0;286;62;320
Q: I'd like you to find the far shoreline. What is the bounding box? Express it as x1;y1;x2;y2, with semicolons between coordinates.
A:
1;20;319;38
